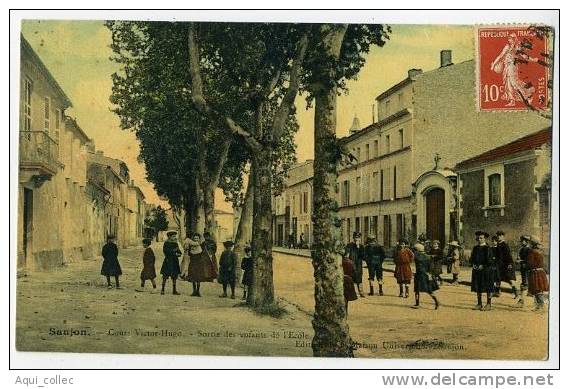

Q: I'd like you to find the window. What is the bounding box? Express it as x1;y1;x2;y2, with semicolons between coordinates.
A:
399;129;404;149
380;170;384;200
483;164;505;212
292;194;297;215
398;92;404;108
365;174;371;202
385;99;391;115
55;108;61;144
488;174;501;206
371;216;378;238
23;78;32;132
372;171;378;200
355;217;361;233
44;96;50;131
355;176;361;204
365;144;370;161
393;166;397;199
303;191;308;214
383;215;392;247
346;218;351;242
385;135;390;153
373;140;379;158
356;147;361;161
342;180;350;207
396;214;404;240
364;216;370;238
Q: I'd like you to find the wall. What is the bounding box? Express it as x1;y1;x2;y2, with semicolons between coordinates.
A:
413;60;550;182
459;157;540;253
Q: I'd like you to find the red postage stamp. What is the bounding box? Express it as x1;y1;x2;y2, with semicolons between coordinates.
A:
476;25;550;112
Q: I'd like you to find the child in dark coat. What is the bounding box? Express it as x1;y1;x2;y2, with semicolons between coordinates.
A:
140;238;157;289
101;235;122;289
342;252;358;316
240;246;253;300
413;243;440;309
470;231;495;311
218;240;238;299
160;231;182;295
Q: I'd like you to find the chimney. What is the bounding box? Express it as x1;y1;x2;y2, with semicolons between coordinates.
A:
440;50;453;67
408;68;423;80
372;104;375;123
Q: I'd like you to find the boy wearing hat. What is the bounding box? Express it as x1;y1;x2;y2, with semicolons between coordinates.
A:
160;231;182;295
218;240;238;299
101;235;122;289
364;235;386;296
494;231;517;298
526;237;549;311
446;241;461;284
140;238;157;289
394;239;414;298
346;232;366;297
516;235;531;306
240;246;254;300
470;231;495;310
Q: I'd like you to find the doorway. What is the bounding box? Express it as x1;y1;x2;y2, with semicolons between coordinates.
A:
22;188;33;267
425;187;445;244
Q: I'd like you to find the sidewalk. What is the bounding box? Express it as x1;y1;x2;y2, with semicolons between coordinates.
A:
272;246;519;293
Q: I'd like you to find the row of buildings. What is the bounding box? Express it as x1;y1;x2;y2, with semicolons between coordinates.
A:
272;50;552;255
17;36;148;270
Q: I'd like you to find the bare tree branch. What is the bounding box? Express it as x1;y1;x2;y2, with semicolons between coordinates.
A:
270;33;309;142
187;23;262;151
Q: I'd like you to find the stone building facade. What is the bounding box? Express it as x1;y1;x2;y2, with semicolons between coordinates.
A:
336;50;550;247
455;128;552;260
126;182;146;246
272;160;313;247
18;36;147;270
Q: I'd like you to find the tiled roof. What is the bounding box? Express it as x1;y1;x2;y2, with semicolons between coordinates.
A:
87;152;128;183
455;128;552;170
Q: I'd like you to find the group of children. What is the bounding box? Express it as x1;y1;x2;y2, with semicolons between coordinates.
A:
341;230;549;314
100;231;254;299
101;229;549;314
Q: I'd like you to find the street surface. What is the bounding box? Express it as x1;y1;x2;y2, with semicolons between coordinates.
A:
16;243;548;360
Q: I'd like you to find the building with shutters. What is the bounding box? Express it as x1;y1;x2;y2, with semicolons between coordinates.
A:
18;36;148;269
335;49;549;248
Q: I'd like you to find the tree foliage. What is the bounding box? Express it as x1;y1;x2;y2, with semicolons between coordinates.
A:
146;205;169;236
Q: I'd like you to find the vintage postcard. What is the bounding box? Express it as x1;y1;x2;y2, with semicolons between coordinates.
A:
13;13;557;365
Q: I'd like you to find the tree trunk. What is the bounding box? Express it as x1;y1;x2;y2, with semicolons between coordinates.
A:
234;171;254;280
248;149;275;308
194;177;206;235
203;184;217;239
310;24;352;358
184;194;196;238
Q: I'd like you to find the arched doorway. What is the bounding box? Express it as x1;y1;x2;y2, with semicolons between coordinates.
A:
425;187;445;244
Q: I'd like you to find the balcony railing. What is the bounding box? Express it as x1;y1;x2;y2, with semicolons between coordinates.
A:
19;130;60;176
